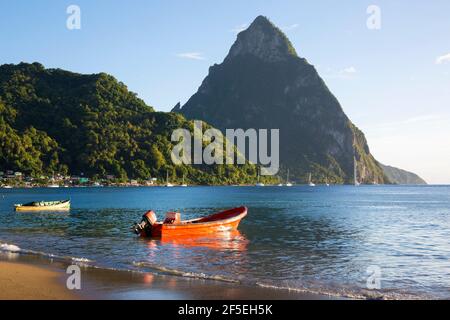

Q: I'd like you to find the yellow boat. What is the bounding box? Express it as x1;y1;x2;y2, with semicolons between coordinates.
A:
14;200;71;212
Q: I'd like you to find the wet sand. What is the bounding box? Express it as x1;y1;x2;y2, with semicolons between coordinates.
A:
0;253;333;300
0;261;77;300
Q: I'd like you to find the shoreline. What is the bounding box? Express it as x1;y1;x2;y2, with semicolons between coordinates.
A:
1;184;435;189
0;252;335;300
0;261;78;300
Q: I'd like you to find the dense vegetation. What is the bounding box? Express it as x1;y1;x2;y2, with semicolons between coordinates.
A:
0;62;269;185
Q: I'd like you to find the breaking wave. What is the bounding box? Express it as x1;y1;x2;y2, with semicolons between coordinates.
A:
0;241;92;264
0;240;433;300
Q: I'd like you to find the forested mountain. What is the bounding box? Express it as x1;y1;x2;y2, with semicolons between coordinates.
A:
176;16;390;184
381;164;427;185
0;62;259;184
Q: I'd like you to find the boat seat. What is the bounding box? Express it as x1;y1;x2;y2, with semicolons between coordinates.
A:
164;212;181;225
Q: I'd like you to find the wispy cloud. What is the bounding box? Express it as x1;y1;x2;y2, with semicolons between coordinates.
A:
282;24;299;32
323;66;358;80
230;23;248;34
436;53;450;65
342;66;357;74
175;52;205;60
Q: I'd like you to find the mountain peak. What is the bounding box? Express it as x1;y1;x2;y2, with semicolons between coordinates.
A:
226;16;298;63
251;15;273;27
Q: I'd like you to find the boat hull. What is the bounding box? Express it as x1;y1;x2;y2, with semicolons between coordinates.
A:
143;207;247;238
14;201;70;212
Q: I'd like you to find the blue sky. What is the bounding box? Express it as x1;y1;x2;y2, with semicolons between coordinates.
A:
1;0;449;183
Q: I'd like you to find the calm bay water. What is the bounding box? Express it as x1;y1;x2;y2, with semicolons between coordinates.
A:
1;185;450;299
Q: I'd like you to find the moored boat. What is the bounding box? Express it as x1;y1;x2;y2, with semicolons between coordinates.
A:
14;200;71;212
285;169;293;187
308;173;316;187
132;206;248;238
180;174;188;187
165;170;174;187
255;167;265;187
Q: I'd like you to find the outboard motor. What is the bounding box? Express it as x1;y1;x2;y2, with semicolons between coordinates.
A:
132;210;157;237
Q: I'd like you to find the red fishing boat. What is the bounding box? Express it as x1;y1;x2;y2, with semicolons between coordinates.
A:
132;207;248;238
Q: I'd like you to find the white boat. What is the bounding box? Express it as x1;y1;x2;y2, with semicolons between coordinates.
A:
47;184;60;188
325;177;330;187
2;185;13;189
181;174;188;187
285;169;293;187
166;171;174;187
255;167;265;187
308;173;316;187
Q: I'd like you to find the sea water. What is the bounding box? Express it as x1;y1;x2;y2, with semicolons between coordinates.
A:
1;185;449;299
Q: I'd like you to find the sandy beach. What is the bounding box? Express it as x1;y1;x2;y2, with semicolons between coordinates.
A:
0;254;333;300
0;261;77;300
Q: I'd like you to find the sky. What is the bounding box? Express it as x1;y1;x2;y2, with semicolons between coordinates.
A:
0;0;449;183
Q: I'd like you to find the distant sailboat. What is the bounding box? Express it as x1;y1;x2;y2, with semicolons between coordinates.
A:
166;171;174;187
181;174;188;187
255;167;265;187
285;169;293;187
308;173;316;187
276;176;283;186
325;177;330;187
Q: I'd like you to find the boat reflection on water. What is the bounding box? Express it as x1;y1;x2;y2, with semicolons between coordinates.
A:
136;230;250;283
162;230;248;251
146;230;248;251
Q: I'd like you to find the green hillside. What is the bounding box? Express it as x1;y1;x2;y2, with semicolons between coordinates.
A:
0;62;261;185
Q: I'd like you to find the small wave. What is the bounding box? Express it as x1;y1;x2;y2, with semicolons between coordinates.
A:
133;261;240;284
0;241;433;300
0;241;92;265
133;261;429;300
71;257;91;263
0;242;21;252
256;282;427;300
